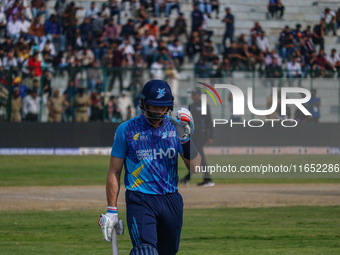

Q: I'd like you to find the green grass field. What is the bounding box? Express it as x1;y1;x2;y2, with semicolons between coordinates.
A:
1;155;340;254
1;207;339;255
0;155;339;186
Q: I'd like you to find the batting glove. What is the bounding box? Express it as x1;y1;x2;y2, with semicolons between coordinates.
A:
98;206;119;242
171;108;194;144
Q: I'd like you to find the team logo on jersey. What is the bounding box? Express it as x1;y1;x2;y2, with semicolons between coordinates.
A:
133;133;140;140
169;131;176;137
156;88;166;99
162;131;168;139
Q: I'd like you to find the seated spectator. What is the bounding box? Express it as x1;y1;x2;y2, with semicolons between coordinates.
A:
89;13;105;39
327;48;340;72
146;20;159;38
225;42;247;70
153;47;170;66
160;19;173;38
31;0;50;19
74;88;90;122
219;57;232;77
291;23;303;40
7;13;21;42
209;56;222;78
135;4;150;24
201;39;217;62
197;0;212;18
194;58;210;78
89;32;108;60
316;49;336;77
142;40;158;67
7;0;24;21
279;33;296;63
107;96;122;123
248;43;265;71
250;21;264;36
256;31;270;54
85;1;99;19
321;7;336;36
23;89;40;121
44;14;66;52
11;87;22;122
268;0;284;19
312;19;325;51
286;56;302;86
304;50;317;77
18;14;31;39
3;50;18;73
28;16;47;49
105;18;120;43
1;37;14;53
173;13;187;39
165;0;181;17
265;57;282;87
120;19;135;40
48;89;64;122
77;47;95;67
168;39;184;67
154;0;166;17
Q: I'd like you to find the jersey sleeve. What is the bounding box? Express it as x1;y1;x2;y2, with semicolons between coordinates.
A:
111;122;128;158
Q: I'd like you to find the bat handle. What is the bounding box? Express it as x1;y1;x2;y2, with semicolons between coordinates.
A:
112;227;118;255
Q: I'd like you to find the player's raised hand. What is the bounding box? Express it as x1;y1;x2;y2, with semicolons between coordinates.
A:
171;108;194;144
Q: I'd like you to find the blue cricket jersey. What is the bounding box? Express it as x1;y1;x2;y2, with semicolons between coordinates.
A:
111;114;183;195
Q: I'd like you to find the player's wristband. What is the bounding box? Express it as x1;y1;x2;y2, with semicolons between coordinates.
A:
107;206;118;214
181;139;198;160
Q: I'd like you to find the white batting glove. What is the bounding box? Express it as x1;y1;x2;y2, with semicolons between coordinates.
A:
171;108;194;144
98;206;118;242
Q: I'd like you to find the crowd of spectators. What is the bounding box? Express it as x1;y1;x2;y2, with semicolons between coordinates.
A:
0;0;338;123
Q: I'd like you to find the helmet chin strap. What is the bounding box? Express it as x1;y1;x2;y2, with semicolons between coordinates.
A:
143;107;171;128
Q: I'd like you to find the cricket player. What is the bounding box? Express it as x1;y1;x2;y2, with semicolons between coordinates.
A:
99;80;201;255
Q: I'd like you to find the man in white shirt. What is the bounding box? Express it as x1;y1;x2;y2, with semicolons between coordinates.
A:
85;1;99;18
287;56;302;87
256;31;270;54
18;13;31;35
6;13;21;42
0;8;7;37
321;7;337;35
150;57;164;80
326;48;340;70
23;89;40;121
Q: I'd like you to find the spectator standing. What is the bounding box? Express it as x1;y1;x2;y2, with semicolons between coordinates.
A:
23;89;40;121
307;89;321;122
87;61;104;92
74;88;90;122
286;56;302;86
47;89;64;122
11;87;22;122
312;19;325;51
108;41;124;92
173;13;187;39
63;2;83;48
150;57;164;79
106;95;121;122
222;7;234;51
166;62;179;103
117;90;135;121
191;4;204;32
